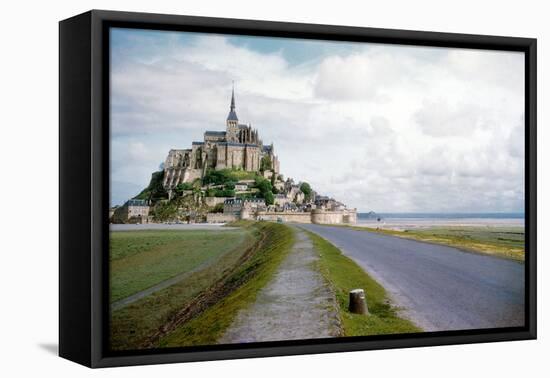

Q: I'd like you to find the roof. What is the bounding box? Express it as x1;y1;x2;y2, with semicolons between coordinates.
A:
169;148;189;153
224;198;266;205
192;141;204;145
204;131;226;136
227;110;238;121
217;142;259;147
127;199;148;207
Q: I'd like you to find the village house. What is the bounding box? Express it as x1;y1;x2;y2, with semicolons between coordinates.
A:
111;199;150;224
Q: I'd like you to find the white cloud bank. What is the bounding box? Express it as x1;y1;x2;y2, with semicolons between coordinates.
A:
110;30;524;212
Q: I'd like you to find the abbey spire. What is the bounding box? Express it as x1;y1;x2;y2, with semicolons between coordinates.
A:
227;83;238;122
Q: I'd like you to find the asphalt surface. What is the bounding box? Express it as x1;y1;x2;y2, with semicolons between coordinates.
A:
299;224;525;331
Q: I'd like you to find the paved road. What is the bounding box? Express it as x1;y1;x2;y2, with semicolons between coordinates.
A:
299;224;525;331
220;227;341;343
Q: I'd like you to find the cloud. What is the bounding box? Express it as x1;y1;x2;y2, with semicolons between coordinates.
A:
414;100;483;137
110;30;525;212
313;45;440;102
111;59;229;136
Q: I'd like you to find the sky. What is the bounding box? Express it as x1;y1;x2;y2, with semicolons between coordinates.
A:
110;27;525;213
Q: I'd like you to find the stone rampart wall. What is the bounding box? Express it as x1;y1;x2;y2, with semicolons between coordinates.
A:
311;210;343;224
255;212;312;223
206;213;238;223
204;197;229;207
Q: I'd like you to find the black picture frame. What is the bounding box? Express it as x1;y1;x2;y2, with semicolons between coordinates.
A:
59;9;537;368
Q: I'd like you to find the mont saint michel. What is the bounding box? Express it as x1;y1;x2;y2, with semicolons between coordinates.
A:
107;28;525;353
111;88;357;225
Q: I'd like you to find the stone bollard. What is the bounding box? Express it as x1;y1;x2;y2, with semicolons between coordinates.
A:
349;289;369;315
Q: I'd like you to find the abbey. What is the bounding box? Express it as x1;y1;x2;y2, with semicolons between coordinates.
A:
162;88;280;190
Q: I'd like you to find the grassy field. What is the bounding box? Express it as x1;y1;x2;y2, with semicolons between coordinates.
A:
348;225;525;261
158;222;295;348
307;231;421;336
110;229;249;302
110;228;257;350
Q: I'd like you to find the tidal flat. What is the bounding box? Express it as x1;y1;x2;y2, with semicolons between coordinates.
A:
350;225;525;261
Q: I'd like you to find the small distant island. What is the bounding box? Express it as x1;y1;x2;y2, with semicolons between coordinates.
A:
111;88;356;225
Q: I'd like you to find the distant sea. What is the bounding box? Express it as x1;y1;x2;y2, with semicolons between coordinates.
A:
357;212;525;228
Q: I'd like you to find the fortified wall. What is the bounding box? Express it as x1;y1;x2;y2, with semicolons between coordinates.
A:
207;209;357;225
252;208;357;225
256;212;312;223
311;209;357;224
206;213;238;223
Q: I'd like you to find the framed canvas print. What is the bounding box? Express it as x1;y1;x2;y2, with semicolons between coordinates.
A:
59;10;537;368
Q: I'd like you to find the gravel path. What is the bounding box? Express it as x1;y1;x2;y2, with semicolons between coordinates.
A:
219;227;342;344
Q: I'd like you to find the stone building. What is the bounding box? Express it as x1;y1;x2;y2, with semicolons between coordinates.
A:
234;183;248;192
162;87;280;190
274;194;291;208
224;198;267;220
111;199;150;224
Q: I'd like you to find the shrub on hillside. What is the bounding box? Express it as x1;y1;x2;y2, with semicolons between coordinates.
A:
134;171;168;201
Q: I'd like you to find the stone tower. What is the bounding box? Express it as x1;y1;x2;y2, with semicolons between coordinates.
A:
226;85;239;142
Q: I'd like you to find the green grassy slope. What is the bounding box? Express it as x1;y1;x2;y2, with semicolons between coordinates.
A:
307;231;421;336
110;229;249;303
110;228;258;351
158;222;295;348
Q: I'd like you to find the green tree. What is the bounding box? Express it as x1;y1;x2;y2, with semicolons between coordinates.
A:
300;182;313;202
255;176;272;193
264;191;274;205
175;182;193;195
254;176;274;204
219;189;235;197
202;169;226;185
260;155;272;172
224;181;236;190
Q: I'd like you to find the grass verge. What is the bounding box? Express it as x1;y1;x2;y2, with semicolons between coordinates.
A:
110;229;248;302
158;222;295;348
345;225;525;261
110;229;257;350
306;230;421;336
